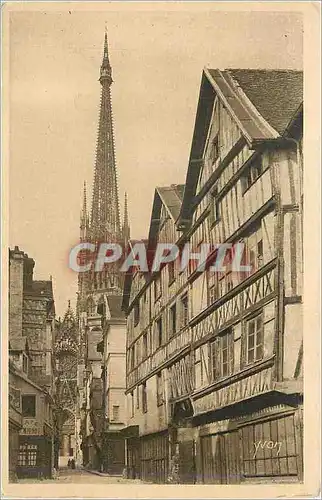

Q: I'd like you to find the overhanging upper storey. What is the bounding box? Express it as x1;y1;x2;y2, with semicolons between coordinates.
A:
177;68;303;230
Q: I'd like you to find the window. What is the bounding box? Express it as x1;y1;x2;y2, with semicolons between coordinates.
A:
142;383;147;413
211;329;234;380
156;372;164;406
194;348;204;388
18;444;37;466
246;313;264;364
134;301;140;327
112;405;120;421
168;260;175;284
180;293;189;328
136;386;140;409
156;317;163;348
170;303;177;337
210;133;220;165
154;275;162;301
210;185;220;224
22;354;28;374
247;226;264;274
208;270;217;304
142;332;148;359
130;345;135;370
226;271;233;292
242;157;263;192
130;393;134;418
22;395;36;418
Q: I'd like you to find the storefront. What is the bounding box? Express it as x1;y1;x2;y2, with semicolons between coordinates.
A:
17;435;53;479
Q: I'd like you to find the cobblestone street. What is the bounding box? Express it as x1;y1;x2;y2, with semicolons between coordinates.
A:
17;467;143;484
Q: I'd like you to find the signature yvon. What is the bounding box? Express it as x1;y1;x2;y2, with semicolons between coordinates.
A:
253;440;282;459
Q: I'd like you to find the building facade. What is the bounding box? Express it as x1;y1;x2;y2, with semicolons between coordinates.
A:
77;32;129;472
8;246;56;479
122;69;303;484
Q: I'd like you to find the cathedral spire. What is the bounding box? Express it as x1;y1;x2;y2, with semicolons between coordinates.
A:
123;191;130;244
90;30;121;244
80;181;89;241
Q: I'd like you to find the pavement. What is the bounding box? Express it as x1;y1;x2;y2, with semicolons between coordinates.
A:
17;467;143;484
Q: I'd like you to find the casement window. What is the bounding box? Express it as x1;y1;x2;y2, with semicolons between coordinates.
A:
22;395;36;418
247;226;264;274
180;293;189;328
130;392;134;418
156;372;164;406
156;317;163;348
211;329;234;380
142;383;147;413
168;260;175;284
242;156;263;192
18;444;37;466
112;405;120;422
154;275;162;301
142;332;148;359
246;313;264;364
134;301;140;327
170;303;177;337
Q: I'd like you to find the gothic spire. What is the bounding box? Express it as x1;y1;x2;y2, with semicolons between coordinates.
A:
100;28;112;85
90;30;121;244
123;191;131;244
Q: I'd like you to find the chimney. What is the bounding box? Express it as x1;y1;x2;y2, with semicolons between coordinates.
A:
23;255;35;290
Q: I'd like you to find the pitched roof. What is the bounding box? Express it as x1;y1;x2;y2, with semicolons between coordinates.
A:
29;280;53;298
177;68;303;228
206;68;303;144
156;184;185;221
224;69;303;135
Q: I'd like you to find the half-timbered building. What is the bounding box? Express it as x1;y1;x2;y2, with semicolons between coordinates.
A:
123;68;303;484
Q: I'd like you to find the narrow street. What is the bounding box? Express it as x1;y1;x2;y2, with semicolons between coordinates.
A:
17;467;143;484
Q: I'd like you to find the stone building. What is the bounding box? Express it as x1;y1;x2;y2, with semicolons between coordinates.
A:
8;246;56;479
122;69;303;484
77;32;129;472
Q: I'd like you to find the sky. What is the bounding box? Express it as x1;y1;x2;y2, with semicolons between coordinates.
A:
8;6;303;317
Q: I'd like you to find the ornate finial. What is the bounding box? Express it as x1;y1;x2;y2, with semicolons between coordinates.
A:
68;299;71;309
100;28;112;84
